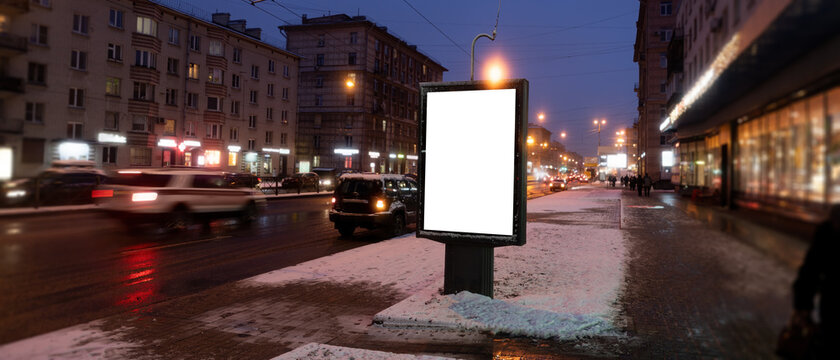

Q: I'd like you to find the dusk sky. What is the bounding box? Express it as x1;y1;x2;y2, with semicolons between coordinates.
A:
176;0;640;157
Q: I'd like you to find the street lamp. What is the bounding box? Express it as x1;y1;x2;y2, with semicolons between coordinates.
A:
593;119;606;147
538;113;545;122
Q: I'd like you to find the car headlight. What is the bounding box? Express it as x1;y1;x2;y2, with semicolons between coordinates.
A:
323;180;331;186
6;189;27;198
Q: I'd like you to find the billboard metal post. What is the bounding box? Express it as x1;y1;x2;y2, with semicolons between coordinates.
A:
418;79;528;299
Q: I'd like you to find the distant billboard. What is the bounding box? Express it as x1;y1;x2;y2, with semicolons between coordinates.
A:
584;156;599;167
418;79;528;247
606;154;627;168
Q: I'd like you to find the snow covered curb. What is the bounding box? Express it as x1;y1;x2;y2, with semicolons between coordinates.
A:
0;320;137;360
272;343;454;360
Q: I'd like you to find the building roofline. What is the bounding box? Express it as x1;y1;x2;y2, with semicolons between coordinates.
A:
279;14;447;71
147;0;301;60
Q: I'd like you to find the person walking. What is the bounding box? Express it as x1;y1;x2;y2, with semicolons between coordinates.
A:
637;174;643;196
643;173;652;197
781;205;840;358
629;175;636;191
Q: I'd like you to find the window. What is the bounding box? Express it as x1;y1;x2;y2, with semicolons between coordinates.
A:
232;74;240;88
67;122;83;139
131;115;148;132
68;88;84;108
315;95;323;106
659;29;673;42
316;54;324;66
348;52;357;65
249;90;258;104
166;57;179;75
268;60;275;73
25;102;44;123
135;50;156;69
232;47;241;63
136;16;157;36
660;1;672;16
313;135;320;148
283;64;290;77
346;94;354;106
659;53;667;68
280;133;287;145
105;77;120;96
345;135;352;147
107;43;122;62
317;34;325;47
230;100;240;115
267;83;275;97
248;115;256;128
109;9;123;29
72;14;89;35
206;123;222;139
314;114;322;128
265;131;273;144
228;152;238;166
163;119;175;135
250;65;259;79
185;121;196;136
230;127;238;141
129;147;152;166
266;107;273;121
374;59;380;72
188;63;199;79
189;35;200;51
350;32;357;44
104;111;119;130
208;68;223;84
70;50;87;70
315;76;323;88
30;24;47;45
103;146;117;164
165;88;177;106
132;82;154;101
375;39;380;51
31;0;50;8
248;138;255;151
168;27;179;45
186;92;198;108
27;63;46;85
207;96;222;111
208;40;223;56
282;87;289;100
660;81;666;93
281;110;288;124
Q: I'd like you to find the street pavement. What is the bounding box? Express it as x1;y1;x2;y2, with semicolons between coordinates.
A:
0;183;803;359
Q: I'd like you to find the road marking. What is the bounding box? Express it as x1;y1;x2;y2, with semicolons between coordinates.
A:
120;235;232;254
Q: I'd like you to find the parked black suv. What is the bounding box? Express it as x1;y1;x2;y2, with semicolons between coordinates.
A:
328;174;418;237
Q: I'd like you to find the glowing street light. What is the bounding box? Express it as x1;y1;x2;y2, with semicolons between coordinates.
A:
560;132;566;138
538;113;545;122
527;136;534;145
345;80;355;88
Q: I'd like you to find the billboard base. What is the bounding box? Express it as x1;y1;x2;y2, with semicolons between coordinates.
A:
443;243;494;298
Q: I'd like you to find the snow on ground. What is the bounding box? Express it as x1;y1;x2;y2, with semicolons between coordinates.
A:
249;188;628;340
0;320;137;360
272;343;454;360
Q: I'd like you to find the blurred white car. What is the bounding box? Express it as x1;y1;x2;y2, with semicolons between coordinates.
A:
94;169;265;230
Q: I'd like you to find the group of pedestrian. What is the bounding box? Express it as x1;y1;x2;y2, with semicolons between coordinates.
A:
629;173;652;197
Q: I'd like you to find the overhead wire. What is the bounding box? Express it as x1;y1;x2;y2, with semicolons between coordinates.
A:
399;0;471;57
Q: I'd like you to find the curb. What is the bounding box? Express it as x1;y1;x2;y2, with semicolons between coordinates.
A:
0;192;333;219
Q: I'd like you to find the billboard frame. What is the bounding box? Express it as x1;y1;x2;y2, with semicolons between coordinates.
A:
417;79;528;247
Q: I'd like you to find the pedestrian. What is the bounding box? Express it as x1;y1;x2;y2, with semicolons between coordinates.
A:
778;204;840;359
630;176;636;191
643;173;652;197
637;174;643;196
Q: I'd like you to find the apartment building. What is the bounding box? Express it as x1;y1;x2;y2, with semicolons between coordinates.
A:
634;0;681;182
0;0;299;179
662;0;840;219
280;14;445;174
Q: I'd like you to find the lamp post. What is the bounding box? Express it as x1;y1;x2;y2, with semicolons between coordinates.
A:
593;119;606;147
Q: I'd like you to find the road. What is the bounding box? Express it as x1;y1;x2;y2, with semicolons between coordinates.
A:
0;195;403;344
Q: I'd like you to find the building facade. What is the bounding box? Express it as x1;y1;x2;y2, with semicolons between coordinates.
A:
634;0;681;182
281;14;445;175
0;0;299;179
662;0;840;220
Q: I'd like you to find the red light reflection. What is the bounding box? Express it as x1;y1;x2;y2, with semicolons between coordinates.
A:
115;247;159;309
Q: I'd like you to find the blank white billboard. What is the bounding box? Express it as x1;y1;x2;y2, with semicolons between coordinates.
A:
424;89;516;236
606;153;627;168
662;150;674;167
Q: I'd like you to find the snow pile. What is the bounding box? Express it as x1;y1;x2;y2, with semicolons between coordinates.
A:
0;321;137;360
273;343;454;360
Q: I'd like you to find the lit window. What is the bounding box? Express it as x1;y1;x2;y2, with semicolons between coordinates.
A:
136;16;157;36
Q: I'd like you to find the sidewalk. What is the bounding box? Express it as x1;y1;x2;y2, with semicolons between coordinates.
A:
0;185;798;359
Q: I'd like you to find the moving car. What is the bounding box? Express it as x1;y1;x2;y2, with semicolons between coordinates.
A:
224;172;261;189
328;173;418;237
549;178;567;192
281;172;320;192
94;169;265;231
2;160;107;207
312;167;337;191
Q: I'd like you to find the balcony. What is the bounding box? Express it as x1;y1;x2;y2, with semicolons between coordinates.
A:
0;76;23;97
0;117;23;134
0;0;29;15
0;32;27;55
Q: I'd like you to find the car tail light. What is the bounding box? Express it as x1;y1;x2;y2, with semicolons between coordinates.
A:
131;192;158;202
91;189;113;198
375;199;386;210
